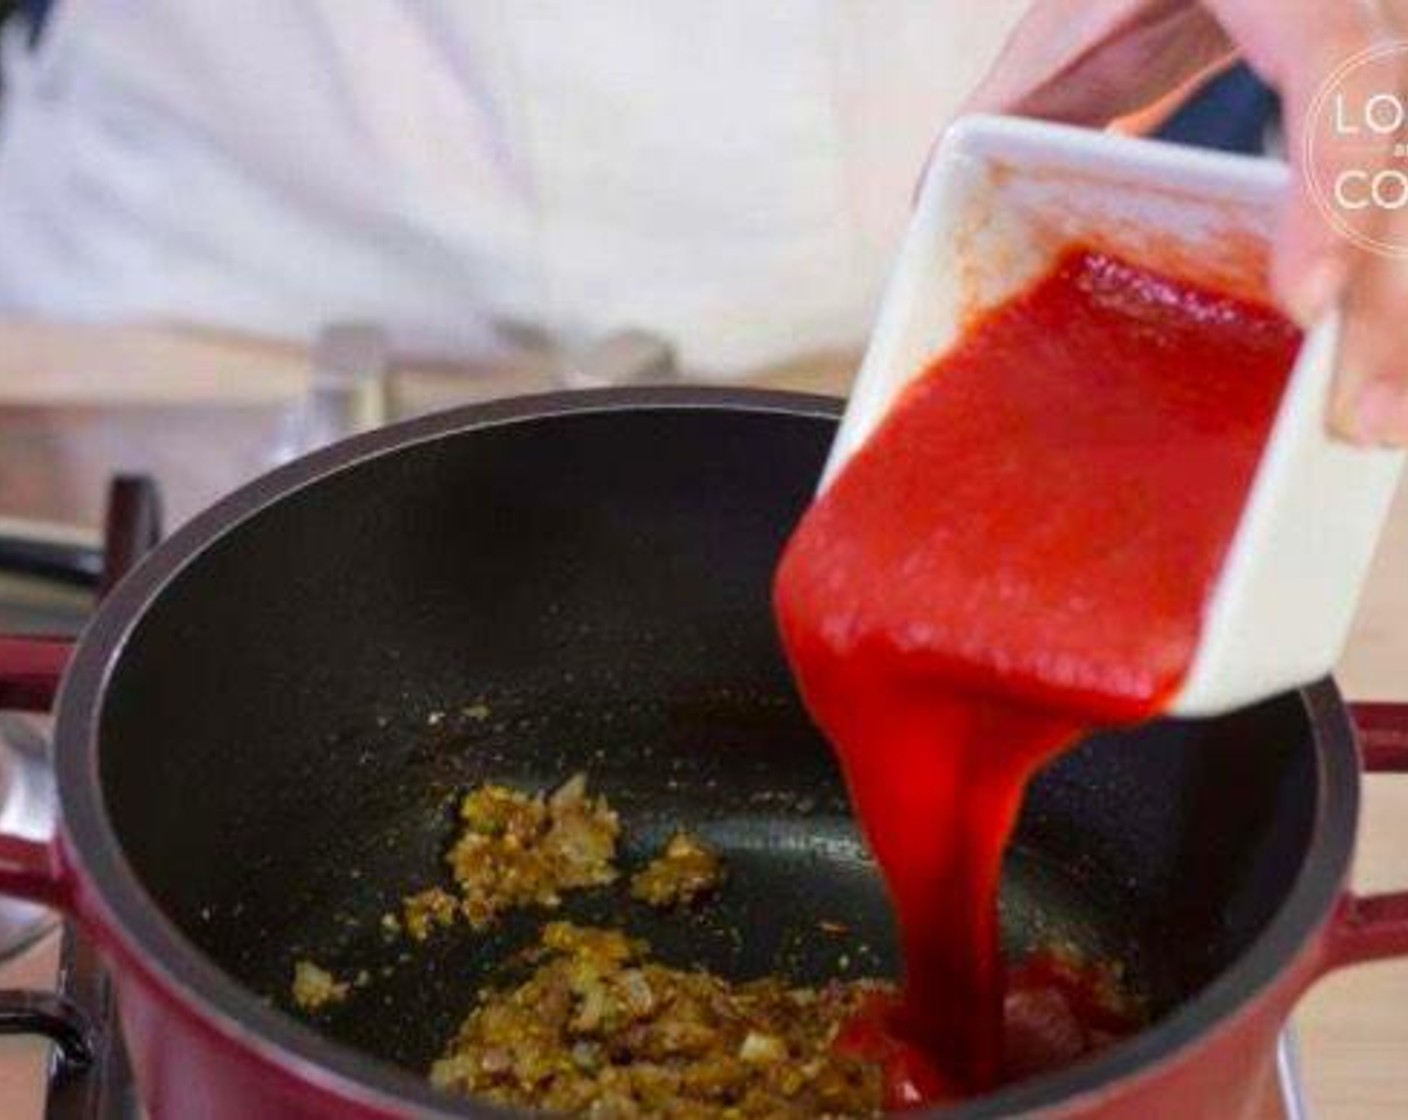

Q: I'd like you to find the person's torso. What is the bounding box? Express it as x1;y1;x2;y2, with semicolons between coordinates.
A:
0;0;1027;375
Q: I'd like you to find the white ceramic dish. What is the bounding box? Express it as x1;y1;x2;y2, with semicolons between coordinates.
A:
827;114;1405;716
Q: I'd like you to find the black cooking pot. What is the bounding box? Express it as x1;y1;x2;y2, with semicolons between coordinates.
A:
0;388;1405;1119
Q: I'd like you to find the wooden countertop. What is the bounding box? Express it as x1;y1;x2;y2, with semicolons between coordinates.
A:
0;323;1403;1118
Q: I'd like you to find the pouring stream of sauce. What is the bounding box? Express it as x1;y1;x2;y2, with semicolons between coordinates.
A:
775;247;1301;1103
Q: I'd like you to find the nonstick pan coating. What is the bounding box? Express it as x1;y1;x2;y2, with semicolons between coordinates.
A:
185;690;1160;1074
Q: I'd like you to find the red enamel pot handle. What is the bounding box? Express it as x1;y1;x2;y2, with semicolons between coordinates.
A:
1326;702;1408;968
0;636;73;712
0;635;74;908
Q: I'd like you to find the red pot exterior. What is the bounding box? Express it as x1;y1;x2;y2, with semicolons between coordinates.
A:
73;850;1333;1120
111;971;394;1120
1051;935;1324;1120
95;922;1323;1120
73;875;405;1120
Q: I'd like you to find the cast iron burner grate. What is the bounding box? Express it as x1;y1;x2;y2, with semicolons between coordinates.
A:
44;927;138;1120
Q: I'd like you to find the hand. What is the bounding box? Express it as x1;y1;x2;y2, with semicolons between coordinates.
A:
961;0;1408;447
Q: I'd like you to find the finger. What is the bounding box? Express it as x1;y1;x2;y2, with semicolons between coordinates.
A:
962;0;1233;124
1205;0;1408;443
928;0;1228;199
1272;64;1358;328
1263;14;1386;327
1330;6;1408;444
1334;245;1408;444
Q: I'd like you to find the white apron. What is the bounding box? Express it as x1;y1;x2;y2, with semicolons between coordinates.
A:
0;0;1026;375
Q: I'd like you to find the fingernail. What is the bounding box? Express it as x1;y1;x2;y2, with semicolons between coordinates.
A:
1286;257;1346;328
1347;378;1408;446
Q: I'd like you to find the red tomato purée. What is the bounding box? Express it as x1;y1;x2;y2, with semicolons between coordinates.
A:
774;247;1300;1104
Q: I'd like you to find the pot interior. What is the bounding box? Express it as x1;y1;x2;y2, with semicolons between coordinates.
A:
93;403;1319;1102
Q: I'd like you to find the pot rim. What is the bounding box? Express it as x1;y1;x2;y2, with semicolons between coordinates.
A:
51;386;1361;1119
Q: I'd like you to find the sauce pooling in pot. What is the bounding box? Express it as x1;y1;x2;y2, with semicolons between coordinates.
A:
774;247;1300;1102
